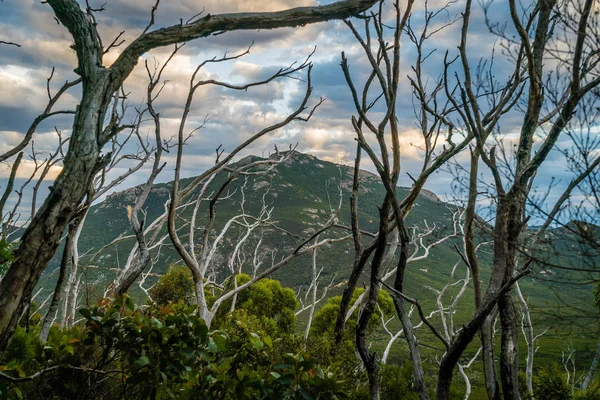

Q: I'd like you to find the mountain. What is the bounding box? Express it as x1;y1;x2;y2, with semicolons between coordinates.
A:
37;152;596;350
57;152;458;287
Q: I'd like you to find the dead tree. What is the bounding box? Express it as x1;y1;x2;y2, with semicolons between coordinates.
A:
296;177;343;343
296;246;338;343
515;281;548;397
165;51;351;327
109;46;181;297
335;1;473;398
0;0;379;355
38;95;158;339
582;340;600;390
435;0;600;397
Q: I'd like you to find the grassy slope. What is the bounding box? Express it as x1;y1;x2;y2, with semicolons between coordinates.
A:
37;151;598;395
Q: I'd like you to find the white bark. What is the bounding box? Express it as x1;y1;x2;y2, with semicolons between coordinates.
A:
582;340;600;390
304;242;319;342
60;209;87;329
515;281;535;396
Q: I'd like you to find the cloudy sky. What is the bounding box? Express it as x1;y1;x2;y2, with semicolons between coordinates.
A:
0;0;596;225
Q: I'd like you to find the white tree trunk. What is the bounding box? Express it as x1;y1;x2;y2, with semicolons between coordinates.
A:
582;340;600;390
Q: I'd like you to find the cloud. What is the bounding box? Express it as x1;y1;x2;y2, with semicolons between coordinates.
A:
1;0;595;228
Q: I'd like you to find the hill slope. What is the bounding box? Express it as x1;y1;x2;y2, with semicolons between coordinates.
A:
69;152;461;289
38;152;596;340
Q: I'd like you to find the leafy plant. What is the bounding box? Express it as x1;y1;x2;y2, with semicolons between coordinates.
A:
531;363;573;400
0;240;13;278
0;295;346;400
149;265;195;307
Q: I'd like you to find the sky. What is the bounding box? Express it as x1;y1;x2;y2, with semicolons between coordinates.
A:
0;0;597;226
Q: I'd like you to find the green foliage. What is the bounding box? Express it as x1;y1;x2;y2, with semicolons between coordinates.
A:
530;363;573;400
594;283;600;314
310;288;394;338
379;363;421;400
149;265;195;306
0;295;345;400
305;288;395;395
150;269;299;337
575;385;600;400
519;364;600;400
0;240;13;277
0;327;38;374
215;275;299;336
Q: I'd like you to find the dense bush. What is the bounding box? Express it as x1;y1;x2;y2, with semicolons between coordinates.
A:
0;240;13;278
575;385;600;400
150;269;299;338
213;274;299;336
10;273;590;399
521;363;600;400
532;363;572;400
0;296;346;400
149;265;196;307
305;288;395;395
310;288;394;339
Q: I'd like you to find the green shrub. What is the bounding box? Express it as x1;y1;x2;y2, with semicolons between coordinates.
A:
215;275;299;336
305;288;395;395
150;269;299;337
0;239;13;278
380;363;420;400
575;383;600;400
532;363;573;400
149;265;195;306
310;288;394;339
0;295;346;400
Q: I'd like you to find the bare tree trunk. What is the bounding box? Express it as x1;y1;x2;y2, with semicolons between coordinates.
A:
498;195;525;400
515;281;534;396
481;315;500;399
60;208;88;329
194;277;212;328
393;242;430;400
436;298;497;399
466;149;501;400
582;340;600;390
304;245;318;342
39;219;77;342
0;77;110;353
355;201;391;400
499;293;520;400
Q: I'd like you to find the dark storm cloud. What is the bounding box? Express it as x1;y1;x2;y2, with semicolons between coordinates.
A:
0;106;38;132
0;106;75;133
